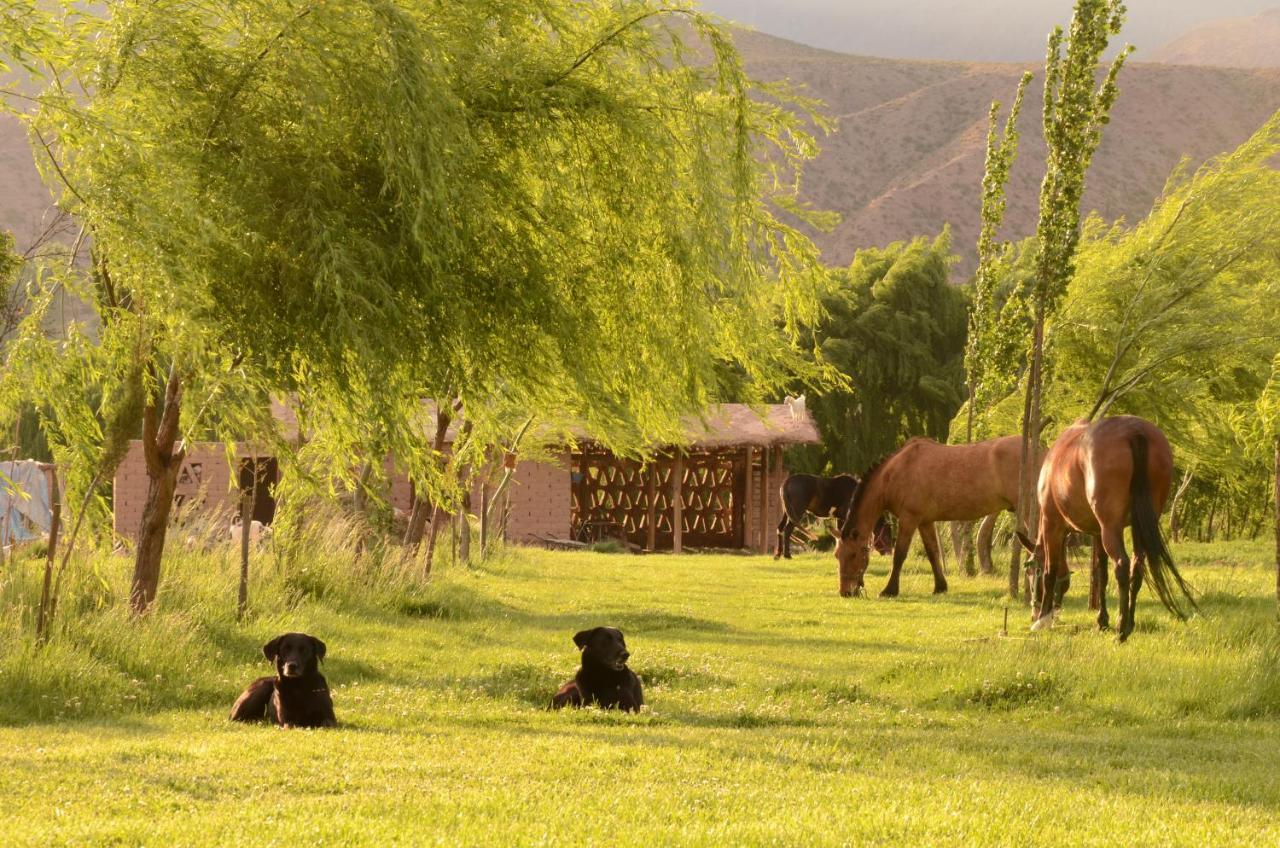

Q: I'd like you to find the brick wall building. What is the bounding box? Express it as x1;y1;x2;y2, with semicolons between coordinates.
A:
112;404;816;553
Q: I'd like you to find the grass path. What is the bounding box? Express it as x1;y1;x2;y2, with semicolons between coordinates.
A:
2;543;1278;845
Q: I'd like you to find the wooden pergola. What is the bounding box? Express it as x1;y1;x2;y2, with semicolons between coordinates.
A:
569;404;820;553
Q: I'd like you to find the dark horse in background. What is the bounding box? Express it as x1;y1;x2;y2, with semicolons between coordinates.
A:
775;474;891;559
1017;415;1196;641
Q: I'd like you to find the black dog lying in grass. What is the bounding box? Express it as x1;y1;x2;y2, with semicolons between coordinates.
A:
551;626;643;712
230;632;337;728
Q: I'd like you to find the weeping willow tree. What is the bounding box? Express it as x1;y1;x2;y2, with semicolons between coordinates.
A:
1;0;829;612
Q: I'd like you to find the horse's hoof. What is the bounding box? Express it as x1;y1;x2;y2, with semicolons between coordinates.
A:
783;554;792;560
773;553;781;561
933;583;948;595
879;587;899;598
1030;611;1057;632
1097;617;1110;631
839;589;853;598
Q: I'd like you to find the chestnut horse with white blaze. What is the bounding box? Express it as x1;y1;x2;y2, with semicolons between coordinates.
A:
835;435;1029;597
1017;415;1195;642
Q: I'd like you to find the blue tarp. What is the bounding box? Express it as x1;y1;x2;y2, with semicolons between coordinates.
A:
0;461;55;546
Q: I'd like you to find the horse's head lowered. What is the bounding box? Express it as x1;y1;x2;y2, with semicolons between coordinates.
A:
835;519;871;597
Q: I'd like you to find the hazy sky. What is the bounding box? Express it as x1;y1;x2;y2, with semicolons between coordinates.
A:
697;1;1279;61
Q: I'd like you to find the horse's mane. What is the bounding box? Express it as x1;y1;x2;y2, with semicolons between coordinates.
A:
838;439;929;538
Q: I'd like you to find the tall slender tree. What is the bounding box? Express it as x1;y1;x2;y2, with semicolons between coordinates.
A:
1014;1;1132;600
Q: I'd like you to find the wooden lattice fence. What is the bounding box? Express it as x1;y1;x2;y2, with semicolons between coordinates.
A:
570;448;746;549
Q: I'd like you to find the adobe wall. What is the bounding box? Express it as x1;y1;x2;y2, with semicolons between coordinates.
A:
113;441;240;540
113;441;573;545
502;452;572;543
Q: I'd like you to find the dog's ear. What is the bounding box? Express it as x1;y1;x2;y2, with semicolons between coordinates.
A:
572;628;598;651
310;636;327;662
262;635;283;662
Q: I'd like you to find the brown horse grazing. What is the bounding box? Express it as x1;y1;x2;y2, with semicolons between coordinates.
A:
775;474;859;559
1016;415;1195;642
835;435;1028;597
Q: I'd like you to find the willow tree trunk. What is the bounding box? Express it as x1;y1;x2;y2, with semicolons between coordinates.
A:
130;366;184;615
457;491;471;566
421;407;460;578
404;405;454;550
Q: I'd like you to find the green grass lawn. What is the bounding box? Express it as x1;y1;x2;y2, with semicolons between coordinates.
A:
2;540;1278;846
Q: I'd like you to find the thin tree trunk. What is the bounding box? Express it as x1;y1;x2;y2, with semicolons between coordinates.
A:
130;365;184;615
950;521;975;576
499;484;512;542
237;460;259;622
457;490;471;566
424;415;470;577
1169;470;1192;542
479;478;490;560
977;513;996;574
404;403;455;549
47;469;103;631
1020;304;1044;605
35;464;61;641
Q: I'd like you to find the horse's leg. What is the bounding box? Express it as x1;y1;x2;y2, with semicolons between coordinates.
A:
1100;525;1133;642
1126;549;1146;640
918;522;948;594
1032;520;1068;630
1091;535;1110;630
880;518;916;598
775;514;789;560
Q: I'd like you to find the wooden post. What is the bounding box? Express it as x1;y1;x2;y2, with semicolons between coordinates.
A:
672;453;684;554
742;447;755;553
480;480;490;560
752;448;762;555
35;463;61;641
645;461;658;552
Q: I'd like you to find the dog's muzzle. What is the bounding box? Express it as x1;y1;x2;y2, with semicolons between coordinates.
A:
282;663;302;678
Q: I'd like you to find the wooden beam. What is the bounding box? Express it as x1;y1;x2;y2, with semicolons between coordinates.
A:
752;448;762;555
742;446;755;553
645;460;658;552
672;453;684;554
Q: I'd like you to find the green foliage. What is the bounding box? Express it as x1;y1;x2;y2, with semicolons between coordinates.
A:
1;542;1280;842
793;232;967;474
1047;111;1280;533
1032;1;1132;317
0;1;830;548
963;72;1031;439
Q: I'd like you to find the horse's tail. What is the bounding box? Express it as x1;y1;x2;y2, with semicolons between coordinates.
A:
1128;433;1197;620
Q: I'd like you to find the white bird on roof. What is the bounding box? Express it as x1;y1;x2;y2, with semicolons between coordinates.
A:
784;394;806;419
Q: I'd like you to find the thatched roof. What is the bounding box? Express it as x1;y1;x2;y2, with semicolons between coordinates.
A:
266;400;819;451
679;403;820;449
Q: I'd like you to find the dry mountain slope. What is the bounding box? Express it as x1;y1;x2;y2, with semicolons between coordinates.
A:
1149;8;1280;69
733;29;1280;274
